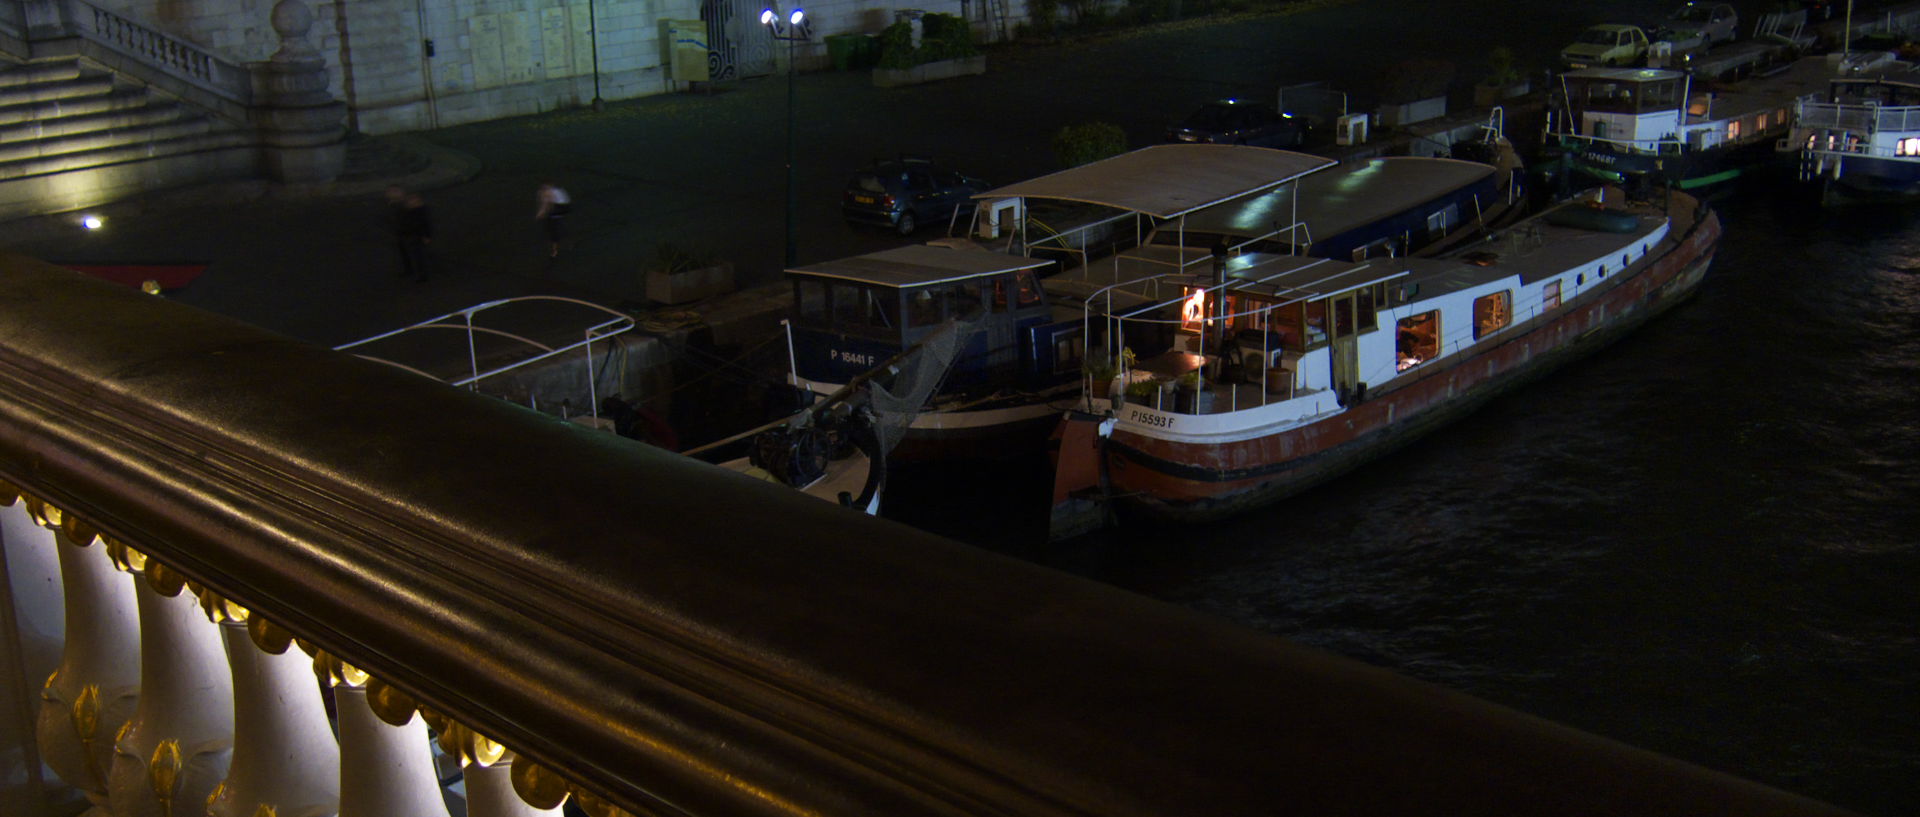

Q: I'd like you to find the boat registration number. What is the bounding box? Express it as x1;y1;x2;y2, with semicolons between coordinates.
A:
1128;409;1175;428
853;195;877;204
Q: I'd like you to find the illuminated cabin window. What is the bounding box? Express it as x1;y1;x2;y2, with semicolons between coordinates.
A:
1728;119;1742;139
1774;108;1788;127
1473;291;1511;340
1543;280;1562;311
1181;287;1208;333
1899;137;1920;156
1396;310;1440;371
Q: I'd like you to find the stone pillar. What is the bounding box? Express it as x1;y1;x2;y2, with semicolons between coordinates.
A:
464;756;562;817
35;525;140;816
3;496;79;814
335;683;451;817
18;0;73;40
251;0;347;184
107;564;233;817
205;612;339;817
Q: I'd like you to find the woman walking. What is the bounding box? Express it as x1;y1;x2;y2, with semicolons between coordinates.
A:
535;182;572;258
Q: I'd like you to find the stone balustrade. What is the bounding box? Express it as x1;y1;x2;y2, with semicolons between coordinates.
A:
0;253;1862;817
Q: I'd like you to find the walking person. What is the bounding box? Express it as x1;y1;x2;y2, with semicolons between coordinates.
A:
535;181;571;258
394;190;434;282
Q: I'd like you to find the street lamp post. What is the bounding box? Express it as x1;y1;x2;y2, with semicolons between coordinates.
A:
762;5;807;267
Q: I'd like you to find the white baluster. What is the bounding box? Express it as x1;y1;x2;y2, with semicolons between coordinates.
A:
206;618;339;817
336;685;452;817
36;531;140;815
108;572;233;817
464;756;561;817
3;499;73;811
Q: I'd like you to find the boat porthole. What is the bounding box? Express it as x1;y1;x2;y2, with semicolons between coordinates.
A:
1622;254;1629;267
1598;265;1606;278
1578;273;1585;285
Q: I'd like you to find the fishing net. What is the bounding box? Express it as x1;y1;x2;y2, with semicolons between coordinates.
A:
865;316;975;456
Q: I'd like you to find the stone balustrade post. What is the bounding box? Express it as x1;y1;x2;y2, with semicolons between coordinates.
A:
464;756;562;817
335;682;452;817
34;516;140;815
3;496;75;813
107;563;233;817
251;0;346;184
205;612;340;817
18;0;73;40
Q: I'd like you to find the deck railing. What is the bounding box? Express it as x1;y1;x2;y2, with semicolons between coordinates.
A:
0;253;1860;817
1798;100;1920;133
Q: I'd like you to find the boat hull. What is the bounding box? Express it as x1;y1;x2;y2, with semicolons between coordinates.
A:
1086;202;1721;525
1821;155;1920;204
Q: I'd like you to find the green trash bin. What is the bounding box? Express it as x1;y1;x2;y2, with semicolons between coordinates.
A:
826;34;860;71
856;34;880;69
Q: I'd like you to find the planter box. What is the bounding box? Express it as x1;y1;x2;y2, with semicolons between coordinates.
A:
1472;80;1532;107
873;55;986;88
646;262;735;305
1375;95;1447;128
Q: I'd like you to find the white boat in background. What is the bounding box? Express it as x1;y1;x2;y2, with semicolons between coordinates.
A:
1792;51;1920;202
1048;186;1723;538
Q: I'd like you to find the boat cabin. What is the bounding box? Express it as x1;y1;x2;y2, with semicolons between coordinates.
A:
786;245;1073;391
1559;67;1692;151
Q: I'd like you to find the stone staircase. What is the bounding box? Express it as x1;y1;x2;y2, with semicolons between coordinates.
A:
0;54;254;220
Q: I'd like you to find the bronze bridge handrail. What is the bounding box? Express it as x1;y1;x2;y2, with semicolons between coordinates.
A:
0;253;1854;817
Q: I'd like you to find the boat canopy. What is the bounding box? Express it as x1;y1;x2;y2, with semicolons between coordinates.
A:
787;244;1052;289
971;144;1334;219
1173;157;1496;243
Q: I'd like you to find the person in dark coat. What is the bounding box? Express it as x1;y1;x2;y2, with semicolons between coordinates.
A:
393;190;434;281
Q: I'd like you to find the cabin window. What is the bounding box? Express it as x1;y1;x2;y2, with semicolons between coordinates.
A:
833;285;900;334
1728;119;1741;139
1396;310;1440;371
1427;205;1459;239
907;287;944;327
1356;286;1378;332
796;279;829;325
1054;334;1084;374
1303;300;1329;346
996;270;1043;308
1473;291;1511;340
1899;137;1920;157
991;276;1011;312
1543;280;1562;311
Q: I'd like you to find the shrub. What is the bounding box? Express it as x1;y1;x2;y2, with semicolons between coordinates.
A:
1027;0;1059;34
877;14;977;68
1052;121;1127;168
649;242;717;274
876;21;917;69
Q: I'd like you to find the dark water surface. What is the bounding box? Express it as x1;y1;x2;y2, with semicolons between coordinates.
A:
920;193;1920;815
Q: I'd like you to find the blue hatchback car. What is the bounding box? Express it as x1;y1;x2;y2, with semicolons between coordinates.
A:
841;158;988;236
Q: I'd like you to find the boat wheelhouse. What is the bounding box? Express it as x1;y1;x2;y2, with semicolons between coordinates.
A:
1792;52;1920;202
1048;187;1723;537
785;244;1075;459
1550;66;1815;190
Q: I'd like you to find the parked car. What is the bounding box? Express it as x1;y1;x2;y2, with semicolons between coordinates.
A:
1560;24;1651;69
842;157;988;236
1660;2;1737;47
1166;100;1310;149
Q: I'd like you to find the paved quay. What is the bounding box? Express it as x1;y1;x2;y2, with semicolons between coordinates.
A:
0;0;1694;349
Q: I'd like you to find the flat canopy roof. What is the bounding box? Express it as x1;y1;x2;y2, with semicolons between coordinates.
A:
787;244;1052;289
972;144;1335;219
1175;157;1495;241
1562;67;1687;83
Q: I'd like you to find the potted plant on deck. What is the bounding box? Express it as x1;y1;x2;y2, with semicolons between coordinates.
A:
1473;47;1531;106
644;243;735;305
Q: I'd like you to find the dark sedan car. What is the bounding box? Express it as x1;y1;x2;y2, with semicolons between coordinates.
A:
842;158;988;235
1166;100;1310;149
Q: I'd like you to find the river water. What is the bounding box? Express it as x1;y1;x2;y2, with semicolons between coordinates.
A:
903;191;1920;814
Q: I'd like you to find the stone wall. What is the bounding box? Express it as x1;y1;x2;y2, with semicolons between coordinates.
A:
94;0;1012;135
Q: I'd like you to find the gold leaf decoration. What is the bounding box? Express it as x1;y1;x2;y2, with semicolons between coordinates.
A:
39;501;64;528
469;729;507;767
146;561;187;597
105;538;148;573
573;788;632;817
62;515;98;547
23;495;49;526
365;678;418;727
247;615;293;655
417;705;449;735
510;760;570;810
149;739;183;816
70;684;100;739
198;587;249;624
252;804;278;817
313;652;369;688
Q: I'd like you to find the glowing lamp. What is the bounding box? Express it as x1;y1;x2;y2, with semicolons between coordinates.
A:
760;7;775;24
81;215;103;230
790;8;804;25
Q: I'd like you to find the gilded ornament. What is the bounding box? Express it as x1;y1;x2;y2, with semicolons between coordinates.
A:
247;615;294;655
198;586;249;624
71;684;107;786
146;560;188;597
365;677;418;727
252;804;278;817
149;739;183;815
572;788;632;817
38;500;64;527
313;651;369;688
23;495;50;526
105;538;148;572
417;705;448;734
510;760;569;810
61;514;98;546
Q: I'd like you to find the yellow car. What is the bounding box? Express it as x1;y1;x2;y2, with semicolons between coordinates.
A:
1560;24;1650;69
